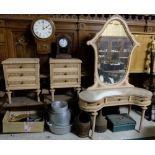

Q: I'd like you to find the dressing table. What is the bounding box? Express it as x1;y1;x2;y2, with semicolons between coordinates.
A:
78;15;152;139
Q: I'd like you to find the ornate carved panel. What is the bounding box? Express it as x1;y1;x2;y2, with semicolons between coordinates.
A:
0;44;7;62
0;27;8;62
11;31;36;58
0;28;5;42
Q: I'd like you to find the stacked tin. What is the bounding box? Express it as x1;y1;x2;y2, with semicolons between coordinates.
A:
47;100;71;135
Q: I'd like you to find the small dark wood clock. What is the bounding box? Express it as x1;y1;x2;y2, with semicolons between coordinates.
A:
56;34;72;58
31;17;55;54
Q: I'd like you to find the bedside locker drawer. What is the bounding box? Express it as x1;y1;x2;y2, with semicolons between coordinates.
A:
53;74;78;79
7;71;35;77
53;67;78;73
7;77;37;88
52;79;79;86
8;80;36;86
53;63;78;68
7;68;36;73
6;64;35;69
8;75;36;81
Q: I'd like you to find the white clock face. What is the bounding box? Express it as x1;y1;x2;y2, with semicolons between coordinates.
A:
59;38;68;48
33;19;53;39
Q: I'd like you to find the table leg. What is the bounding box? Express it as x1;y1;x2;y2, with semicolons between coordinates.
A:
90;111;98;139
128;105;132;115
6;91;12;104
139;106;147;132
76;87;81;96
50;89;55;101
36;89;41;102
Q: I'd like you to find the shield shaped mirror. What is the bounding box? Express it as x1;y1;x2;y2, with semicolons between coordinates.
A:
87;15;139;89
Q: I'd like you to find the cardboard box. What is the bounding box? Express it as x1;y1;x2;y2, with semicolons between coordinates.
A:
3;111;44;133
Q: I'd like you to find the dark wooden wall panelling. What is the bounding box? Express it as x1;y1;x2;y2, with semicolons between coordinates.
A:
0;14;155;88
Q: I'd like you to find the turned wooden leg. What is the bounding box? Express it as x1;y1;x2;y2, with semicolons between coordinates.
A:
76;87;81;96
139;106;147;132
50;89;55;101
6;91;12;104
128;105;132;115
36;89;41;102
90;111;98;139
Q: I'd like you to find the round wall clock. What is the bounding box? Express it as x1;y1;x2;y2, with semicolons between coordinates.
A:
31;17;55;54
32;18;55;40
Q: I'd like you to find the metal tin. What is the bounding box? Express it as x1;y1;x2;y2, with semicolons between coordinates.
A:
74;112;91;138
95;111;107;133
47;122;71;135
48;109;71;126
51;100;68;113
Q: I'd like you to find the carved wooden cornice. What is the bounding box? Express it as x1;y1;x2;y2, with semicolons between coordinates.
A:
79;14;107;23
0;14;155;32
0;14;78;22
79;14;146;25
147;16;155;26
0;14;152;22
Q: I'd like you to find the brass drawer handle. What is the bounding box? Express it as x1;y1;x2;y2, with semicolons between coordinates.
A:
20;73;23;76
64;65;67;68
64;73;67;75
19;65;23;68
64;80;67;82
20;81;24;84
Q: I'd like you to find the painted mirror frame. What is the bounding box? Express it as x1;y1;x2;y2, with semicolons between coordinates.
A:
87;15;139;90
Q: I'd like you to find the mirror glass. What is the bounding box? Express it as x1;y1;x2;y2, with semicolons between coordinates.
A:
97;20;134;84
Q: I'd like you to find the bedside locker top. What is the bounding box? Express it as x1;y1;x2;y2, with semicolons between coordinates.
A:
2;58;39;64
49;58;82;63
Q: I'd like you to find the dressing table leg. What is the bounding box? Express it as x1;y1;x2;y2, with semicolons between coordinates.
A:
128;105;132;115
90;111;98;139
139;106;147;132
